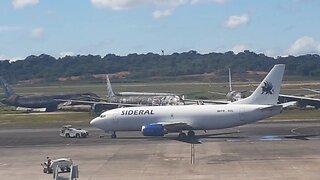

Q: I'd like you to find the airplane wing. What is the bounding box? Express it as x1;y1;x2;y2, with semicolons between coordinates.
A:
208;91;227;96
154;122;192;132
258;105;283;111
54;99;145;107
54;99;97;104
280;101;297;108
300;87;320;94
278;94;320;108
201;99;230;104
117;92;181;96
183;98;230;105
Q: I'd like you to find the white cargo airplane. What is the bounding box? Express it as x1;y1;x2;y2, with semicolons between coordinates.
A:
91;64;286;139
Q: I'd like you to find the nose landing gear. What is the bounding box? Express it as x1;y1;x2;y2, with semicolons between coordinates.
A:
99;131;117;138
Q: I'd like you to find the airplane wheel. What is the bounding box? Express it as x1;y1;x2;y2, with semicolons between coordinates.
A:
187;130;195;137
178;132;186;139
65;133;70;138
111;132;117;139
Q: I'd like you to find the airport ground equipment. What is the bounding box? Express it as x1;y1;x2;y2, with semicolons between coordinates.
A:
52;164;79;180
41;158;73;174
60;125;89;138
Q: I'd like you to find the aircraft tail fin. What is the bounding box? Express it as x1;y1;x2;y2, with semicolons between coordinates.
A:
232;64;285;105
0;77;15;97
228;68;232;92
106;75;115;97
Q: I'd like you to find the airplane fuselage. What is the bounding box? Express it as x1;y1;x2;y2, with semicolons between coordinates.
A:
107;95;182;106
2;93;97;111
91;64;286;137
91;104;282;132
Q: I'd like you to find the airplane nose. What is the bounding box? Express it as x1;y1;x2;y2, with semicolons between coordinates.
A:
90;117;104;129
90;118;95;126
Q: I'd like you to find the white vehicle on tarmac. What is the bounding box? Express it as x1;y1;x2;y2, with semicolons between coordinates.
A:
60;125;88;138
41;158;73;174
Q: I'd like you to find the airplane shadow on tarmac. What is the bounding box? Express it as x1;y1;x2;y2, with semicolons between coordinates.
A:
98;131;318;144
99;131;241;144
166;131;242;144
166;132;319;144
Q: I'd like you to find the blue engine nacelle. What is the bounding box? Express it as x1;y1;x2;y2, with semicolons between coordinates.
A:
141;124;167;136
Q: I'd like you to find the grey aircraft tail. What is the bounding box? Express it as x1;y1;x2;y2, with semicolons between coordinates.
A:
0;77;15;97
105;75;115;97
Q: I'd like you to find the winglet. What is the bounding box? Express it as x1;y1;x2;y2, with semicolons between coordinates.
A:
232;64;285;105
106;75;115;97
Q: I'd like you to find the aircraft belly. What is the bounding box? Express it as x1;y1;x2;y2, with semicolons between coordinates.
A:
189;113;241;130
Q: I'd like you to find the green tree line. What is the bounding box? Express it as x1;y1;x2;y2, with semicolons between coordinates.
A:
1;50;320;82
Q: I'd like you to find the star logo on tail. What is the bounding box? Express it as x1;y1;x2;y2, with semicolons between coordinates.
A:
261;81;274;94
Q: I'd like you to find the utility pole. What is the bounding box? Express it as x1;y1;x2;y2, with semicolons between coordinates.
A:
190;143;195;164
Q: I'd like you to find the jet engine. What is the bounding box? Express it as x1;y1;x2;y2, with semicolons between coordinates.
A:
141;124;167;136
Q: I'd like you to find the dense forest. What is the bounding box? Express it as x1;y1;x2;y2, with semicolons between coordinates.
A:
0;50;320;82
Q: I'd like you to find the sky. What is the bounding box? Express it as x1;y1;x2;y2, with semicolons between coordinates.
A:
1;0;320;60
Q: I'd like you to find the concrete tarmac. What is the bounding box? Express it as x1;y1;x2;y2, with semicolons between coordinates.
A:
0;121;320;179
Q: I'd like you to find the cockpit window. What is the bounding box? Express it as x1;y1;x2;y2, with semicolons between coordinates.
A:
100;114;106;118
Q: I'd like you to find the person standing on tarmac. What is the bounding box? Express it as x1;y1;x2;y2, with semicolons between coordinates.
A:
46;157;52;168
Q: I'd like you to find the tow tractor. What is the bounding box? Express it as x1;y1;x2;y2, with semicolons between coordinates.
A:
60;125;89;138
41;158;73;174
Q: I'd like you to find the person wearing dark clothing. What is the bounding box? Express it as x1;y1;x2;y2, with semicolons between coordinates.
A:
46;157;52;169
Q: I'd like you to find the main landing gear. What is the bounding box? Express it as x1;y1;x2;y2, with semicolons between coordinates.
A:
111;131;117;139
178;130;195;139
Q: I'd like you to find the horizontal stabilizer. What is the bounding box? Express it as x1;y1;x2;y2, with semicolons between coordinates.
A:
258;105;282;111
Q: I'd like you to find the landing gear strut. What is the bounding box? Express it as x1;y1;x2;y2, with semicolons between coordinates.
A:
178;130;195;139
178;132;186;139
111;131;117;139
187;130;195;137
